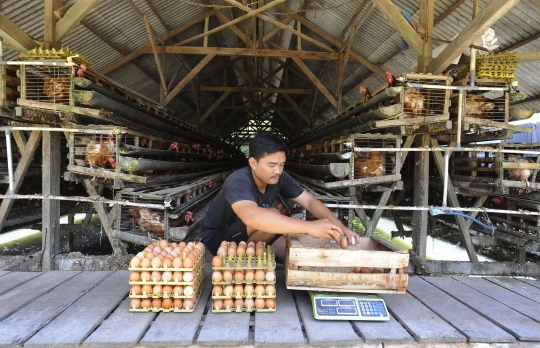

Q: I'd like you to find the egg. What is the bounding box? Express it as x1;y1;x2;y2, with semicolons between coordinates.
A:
359;267;372;273
255;284;265;296
152;284;163;296
236;246;246;257
340;236;348;249
184;285;194;296
246;246;255;256
244;284;254;296
129;271;141;282
173;298;183;309
213;285;223;296
172;271;183;282
265;271;275;282
152;298;162;308
247;241;255;247
265;298;275;309
131;284;141;295
254;269;265;281
233;284;244;296
151;257;162;268
130;256;141;268
170;251;179;258
227;248;236;257
223;298;234;310
244;298;254;309
162;258;173;268
160;250;168;257
256;241;264;248
173;285;184;296
220;240;228;247
142;284;153;296
373;268;383;273
130;298;141;309
213;299;223;310
165;254;175;261
162;285;173;296
151;271;162;282
172;257;183;268
255;247;265;256
212;256;222;267
235;298;244;309
161;271;173;282
162;298;173;309
195;242;205;252
141;258;152;268
222;270;233;282
245;270;255;282
265;284;275;296
239;241;247;246
234;271;245;282
153;246;162;254
212;271;223;282
159;239;168;249
183;271;194;282
141;298;152;309
140;271;151;282
255;298;265;309
223;284;234;296
164;246;172;254
178;241;187;249
217;246;227;256
147;243;155;250
183;256;194;269
183;299;194;310
174;247;182;254
170;242;178;248
229;241;237;248
137;251;145;259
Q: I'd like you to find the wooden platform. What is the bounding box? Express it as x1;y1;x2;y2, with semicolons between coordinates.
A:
0;262;539;347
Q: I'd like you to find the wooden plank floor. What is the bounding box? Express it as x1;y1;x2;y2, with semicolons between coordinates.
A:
0;262;539;347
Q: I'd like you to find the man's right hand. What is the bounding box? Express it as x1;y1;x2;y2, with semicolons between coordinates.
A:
307;219;343;243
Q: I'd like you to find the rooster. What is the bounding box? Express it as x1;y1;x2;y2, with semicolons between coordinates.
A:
85;134;116;169
403;88;425;118
43;75;70;102
354;151;385;178
386;71;396;87
358;86;372;100
76;63;87;77
507;156;533;181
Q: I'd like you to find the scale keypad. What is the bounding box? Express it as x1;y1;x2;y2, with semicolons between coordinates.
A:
358;300;387;317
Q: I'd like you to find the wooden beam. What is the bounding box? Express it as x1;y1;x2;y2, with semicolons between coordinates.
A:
164;54;215;106
262;14;295;43
505;32;540;51
373;0;423;56
282;93;310;127
142;14;168;95
427;0;519;74
214;10;247;43
337;0;368;42
200;91;231;124
434;0;465;26
42;131;61;271
292;57;338;109
418;0;434;73
56;0;99;40
0;13;38;52
100;9;216;75
44;0;62;49
219;106;295;111
198;86;312;94
275;110;296;131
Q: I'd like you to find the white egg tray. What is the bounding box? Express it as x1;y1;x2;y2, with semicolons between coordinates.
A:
129;253;204;272
129;273;203;299
129;284;204;313
212;250;276;270
129;266;204;285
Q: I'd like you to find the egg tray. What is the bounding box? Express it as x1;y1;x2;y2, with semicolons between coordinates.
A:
213;247;276;270
211;279;276;285
211;305;276;313
129;265;204;286
212;293;276;300
129;286;203;313
129;273;204;299
129;253;204;272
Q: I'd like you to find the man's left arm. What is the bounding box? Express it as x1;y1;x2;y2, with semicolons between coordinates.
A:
292;191;358;246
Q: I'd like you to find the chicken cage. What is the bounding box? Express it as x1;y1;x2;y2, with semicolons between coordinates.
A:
299;183;355;230
115;172;227;241
18;64;74;106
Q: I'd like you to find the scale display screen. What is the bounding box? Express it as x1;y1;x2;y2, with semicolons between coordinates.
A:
310;292;390;321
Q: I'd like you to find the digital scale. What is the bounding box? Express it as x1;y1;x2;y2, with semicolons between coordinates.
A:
309;291;390;321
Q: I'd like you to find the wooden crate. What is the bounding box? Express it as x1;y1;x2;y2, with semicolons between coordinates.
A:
285;234;409;294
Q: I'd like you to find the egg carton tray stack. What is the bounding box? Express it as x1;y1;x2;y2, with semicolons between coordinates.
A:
128;241;206;312
211;243;277;313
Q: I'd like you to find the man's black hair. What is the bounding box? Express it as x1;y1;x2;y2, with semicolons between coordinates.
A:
249;132;287;161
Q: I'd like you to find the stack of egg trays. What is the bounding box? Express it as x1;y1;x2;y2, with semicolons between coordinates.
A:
128;250;205;312
212;244;276;312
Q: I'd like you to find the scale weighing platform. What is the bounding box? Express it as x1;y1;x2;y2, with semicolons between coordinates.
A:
309;292;389;321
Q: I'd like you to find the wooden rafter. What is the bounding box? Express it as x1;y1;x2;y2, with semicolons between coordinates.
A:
56;0;99;40
292;57;338;109
427;0;519;74
214;10;247;43
142;14;167;95
418;0;434;73
44;0;62;48
0;13;38;52
200;91;231;124
282;93;310;127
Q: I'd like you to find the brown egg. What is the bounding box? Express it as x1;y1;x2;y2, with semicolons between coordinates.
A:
265;284;276;296
151;257;162;268
212;271;223;282
223;270;233;282
178;241;187;249
195;242;205;252
254;269;265;281
244;298;254;309
229;241;237;248
235;298;244;309
141;258;152;268
147;243;156;250
152;298;162;308
217;246;227;256
184;285;195;297
162;285;173;296
233;284;244;296
213;299;223;310
162;258;173;268
373;268;383;273
142;284;153;296
151;271;162;282
265;298;275;309
172;271;183;282
131;284;142;295
359;267;372;273
130;256;141;268
183;271;194;282
223;298;234;310
339;236;348;249
248;241;255;248
234;271;245;282
220;240;228;248
173;247;182;254
245;270;255;282
129;271;141;282
141;298;152;309
170;242;178;248
227;248;236;257
256;241;264;248
239;241;247;247
244;284;254;296
161;271;173;282
173;298;183;309
255;247;265;257
173;285;184;296
255;298;265;309
183;256;194;269
159;239;169;249
130;298;141;309
162;298;173;309
140;271;151;282
152;284;163;296
265;271;275;282
172;257;183;268
245;246;255;256
254;284;265;296
183;299;194;310
213;285;223;296
212;256;222;267
184;243;193;251
165;253;175;261
236;246;246;257
160;250;168;258
223;284;234;296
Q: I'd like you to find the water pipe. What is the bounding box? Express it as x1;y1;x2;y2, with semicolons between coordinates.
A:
429;207;496;231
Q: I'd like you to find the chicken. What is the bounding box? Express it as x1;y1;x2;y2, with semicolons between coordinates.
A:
85;134;116;168
386;71;396;87
354;151;385;178
169;211;195;228
149;141;178;150
43;75;71;102
76;63;87;77
402;88;425;118
507;155;532;181
358;86;371;100
450;93;495;119
276;203;289;216
131;207;165;237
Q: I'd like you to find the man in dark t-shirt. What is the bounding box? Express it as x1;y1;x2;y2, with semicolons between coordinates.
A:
200;132;357;262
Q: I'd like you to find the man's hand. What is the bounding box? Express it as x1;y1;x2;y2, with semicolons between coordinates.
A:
307;219;343;242
341;227;358;246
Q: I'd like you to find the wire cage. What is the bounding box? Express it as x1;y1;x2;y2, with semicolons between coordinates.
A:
449;147;502;184
19;64;74;105
351;133;401;184
302;186;355;230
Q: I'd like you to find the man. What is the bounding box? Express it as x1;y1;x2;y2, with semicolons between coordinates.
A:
200;132;357;262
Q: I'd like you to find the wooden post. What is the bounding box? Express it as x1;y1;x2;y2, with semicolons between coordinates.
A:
412;134;430;263
42;131;61;271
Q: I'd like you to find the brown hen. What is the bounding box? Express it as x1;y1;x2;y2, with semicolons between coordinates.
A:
354;152;385;178
85;134;116;168
403;88;425;118
43;76;71;102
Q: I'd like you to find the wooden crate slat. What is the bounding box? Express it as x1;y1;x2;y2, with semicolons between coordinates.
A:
0;271;41;294
288;248;408;268
485;277;540;303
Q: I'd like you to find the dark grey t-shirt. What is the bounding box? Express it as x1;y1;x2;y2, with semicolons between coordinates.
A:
200;166;304;239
